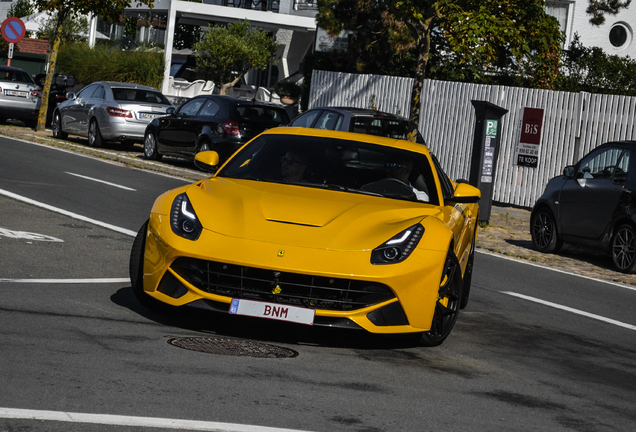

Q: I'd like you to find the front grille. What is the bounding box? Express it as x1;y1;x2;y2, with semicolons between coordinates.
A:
171;257;395;311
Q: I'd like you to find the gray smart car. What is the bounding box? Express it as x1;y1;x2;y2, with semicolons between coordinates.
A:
52;81;172;147
0;66;42;127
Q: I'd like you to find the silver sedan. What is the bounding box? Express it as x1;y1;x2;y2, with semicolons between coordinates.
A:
51;81;172;147
0;66;42;127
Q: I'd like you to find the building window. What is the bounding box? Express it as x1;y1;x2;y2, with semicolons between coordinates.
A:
609;23;631;49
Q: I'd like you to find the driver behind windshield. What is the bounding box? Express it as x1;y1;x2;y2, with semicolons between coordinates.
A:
387;158;429;202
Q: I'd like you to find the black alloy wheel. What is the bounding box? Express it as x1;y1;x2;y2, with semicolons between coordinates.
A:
144;131;162;161
88;119;103;148
612;224;636;273
198;140;212;153
460;229;477;309
531;208;563;253
52;112;68;139
419;251;463;347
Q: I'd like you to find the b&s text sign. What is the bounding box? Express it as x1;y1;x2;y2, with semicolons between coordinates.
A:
516;107;544;168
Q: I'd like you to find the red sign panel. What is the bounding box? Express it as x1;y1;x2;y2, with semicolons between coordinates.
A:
519;107;544;145
1;17;26;44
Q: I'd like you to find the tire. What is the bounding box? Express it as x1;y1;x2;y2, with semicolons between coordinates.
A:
144;131;162;161
52;112;68;139
198;140;212;153
531;207;563;253
419;251;463;347
611;224;636;273
88;119;103;148
130;221;170;312
460;229;477;310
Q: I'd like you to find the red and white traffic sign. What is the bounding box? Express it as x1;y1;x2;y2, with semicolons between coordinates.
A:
1;17;26;44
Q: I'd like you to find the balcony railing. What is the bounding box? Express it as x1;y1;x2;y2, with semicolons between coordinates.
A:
202;0;280;13
294;0;318;10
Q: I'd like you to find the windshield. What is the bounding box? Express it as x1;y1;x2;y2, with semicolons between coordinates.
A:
218;134;439;205
237;105;289;125
0;69;33;84
112;88;170;105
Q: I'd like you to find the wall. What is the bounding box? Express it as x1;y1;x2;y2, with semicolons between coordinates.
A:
308;70;636;208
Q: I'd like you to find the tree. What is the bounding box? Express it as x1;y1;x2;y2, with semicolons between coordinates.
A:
32;0;155;131
7;0;34;19
193;20;277;95
317;0;631;141
37;12;89;46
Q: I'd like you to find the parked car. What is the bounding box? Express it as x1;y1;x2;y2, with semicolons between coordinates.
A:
51;81;172;147
143;95;290;164
289;107;426;144
35;73;75;126
531;140;636;272
0;66;42;128
130;127;481;346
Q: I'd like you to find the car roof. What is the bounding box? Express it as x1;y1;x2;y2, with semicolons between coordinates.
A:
262;126;432;154
598;140;636;148
93;81;161;91
307;106;408;120
193;94;288;109
0;66;29;73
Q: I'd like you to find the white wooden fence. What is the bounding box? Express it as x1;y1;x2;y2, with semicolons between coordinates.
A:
308;70;636;208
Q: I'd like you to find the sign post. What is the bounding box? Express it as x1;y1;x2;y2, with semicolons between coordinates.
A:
1;17;26;67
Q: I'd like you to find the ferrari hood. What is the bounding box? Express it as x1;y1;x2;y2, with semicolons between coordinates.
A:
185;178;443;251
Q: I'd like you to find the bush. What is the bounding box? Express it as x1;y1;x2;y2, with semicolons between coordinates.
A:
56;43;164;89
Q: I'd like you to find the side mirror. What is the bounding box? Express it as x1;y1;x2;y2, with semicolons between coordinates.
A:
166;106;175;115
448;182;481;204
194;151;220;173
563;166;575;178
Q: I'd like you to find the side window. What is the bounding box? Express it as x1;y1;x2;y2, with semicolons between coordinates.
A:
315;111;343;130
77;85;97;99
178;98;205;116
614;150;630;183
431;154;454;202
577;148;624;179
199;100;221;117
291;110;321;128
91;86;105;100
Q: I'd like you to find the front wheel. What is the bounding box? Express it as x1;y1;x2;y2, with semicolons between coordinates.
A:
531;208;563;253
419;251;463;347
144;131;162;161
52;112;68;139
130;221;170;312
88;119;103;148
612;224;636;273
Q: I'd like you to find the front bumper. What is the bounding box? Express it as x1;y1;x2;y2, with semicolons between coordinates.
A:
142;213;445;334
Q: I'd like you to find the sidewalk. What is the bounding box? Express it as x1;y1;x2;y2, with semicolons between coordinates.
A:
3;124;636;287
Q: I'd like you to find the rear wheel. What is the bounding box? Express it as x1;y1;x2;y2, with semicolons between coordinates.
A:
88;119;103;148
130;221;170;312
419;251;463;347
611;224;636;273
531;207;563;253
144;131;162;161
52;112;68;139
460;229;477;310
198;140;212;153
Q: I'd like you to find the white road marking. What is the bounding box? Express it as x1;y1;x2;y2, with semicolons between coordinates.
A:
0;188;137;237
66;171;136;191
0;407;313;432
477;249;636;292
0;227;63;242
502;291;636;331
0;278;129;283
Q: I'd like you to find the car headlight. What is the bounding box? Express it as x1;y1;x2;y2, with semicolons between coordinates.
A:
371;223;424;264
170;193;202;240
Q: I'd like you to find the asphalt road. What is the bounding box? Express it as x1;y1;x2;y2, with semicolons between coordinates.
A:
1;135;635;432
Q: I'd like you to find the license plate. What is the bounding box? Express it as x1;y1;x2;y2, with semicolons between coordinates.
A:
5;90;27;98
229;299;315;325
139;113;161;120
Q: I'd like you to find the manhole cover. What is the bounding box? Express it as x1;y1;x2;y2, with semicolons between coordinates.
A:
168;337;298;358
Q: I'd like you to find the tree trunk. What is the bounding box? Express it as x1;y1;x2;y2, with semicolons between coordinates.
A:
36;22;63;131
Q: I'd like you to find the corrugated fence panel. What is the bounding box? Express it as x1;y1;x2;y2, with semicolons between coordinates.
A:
308;70;636;208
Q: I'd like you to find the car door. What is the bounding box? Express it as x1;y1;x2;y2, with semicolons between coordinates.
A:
62;84;97;134
156;97;206;153
558;147;629;239
79;84;105;135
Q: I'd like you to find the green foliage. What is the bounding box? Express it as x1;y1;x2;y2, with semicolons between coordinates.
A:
555;34;636;95
37;12;89;47
586;0;632;25
193;20;278;94
7;0;35;19
56;43;164;89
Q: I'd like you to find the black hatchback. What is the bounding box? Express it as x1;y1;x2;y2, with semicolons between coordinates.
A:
531;140;636;273
143;95;290;165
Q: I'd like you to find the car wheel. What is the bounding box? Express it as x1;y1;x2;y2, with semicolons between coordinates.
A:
144;131;162;161
611;224;636;273
52;112;68;139
419;251;463;347
460;229;477;310
198;140;212;153
130;221;171;312
531;207;563;253
88;119;103;148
